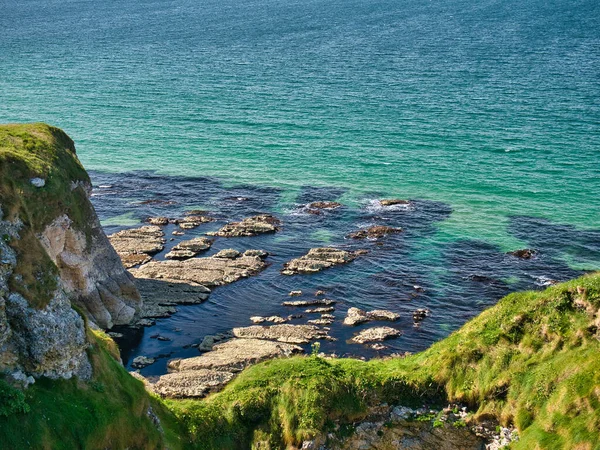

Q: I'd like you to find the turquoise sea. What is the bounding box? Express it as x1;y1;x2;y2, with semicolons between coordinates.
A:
1;0;600;368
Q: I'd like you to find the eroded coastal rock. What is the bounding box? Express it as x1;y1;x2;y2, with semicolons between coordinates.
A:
144;339;302;398
350;326;401;344
108;225;165;268
172;215;214;230
281;247;361;275
282;298;337;307
379;199;411;207
208;214;281;237
347;225;403;240
232;324;331;344
344;307;400;325
507;248;536;259
250;316;288;324
164;237;213;260
129;251;267;287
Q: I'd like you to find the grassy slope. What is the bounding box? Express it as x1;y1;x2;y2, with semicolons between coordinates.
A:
168;272;600;450
0;329;188;450
0;123;93;307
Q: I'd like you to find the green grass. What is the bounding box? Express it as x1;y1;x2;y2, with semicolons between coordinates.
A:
0;328;189;450
0;123;93;307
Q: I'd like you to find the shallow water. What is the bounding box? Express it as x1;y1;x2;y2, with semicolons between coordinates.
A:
89;170;599;375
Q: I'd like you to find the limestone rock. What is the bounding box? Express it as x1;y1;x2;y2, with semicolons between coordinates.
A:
146;216;169;226
165;237;213;260
148;369;235;398
283;299;336;307
344;308;400;326
350;327;401;344
108;225;165;269
250;316;288;324
134;278;211;321
232;324;330;344
129;252;267;288
379;199;410;207
282;248;360;275
208;214;281;237
131;356;155;369
243;249;268;258
213;248;241;259
169;338;302;373
348;225;403;240
305;306;335;313
197;332;233;352
173;215;214;230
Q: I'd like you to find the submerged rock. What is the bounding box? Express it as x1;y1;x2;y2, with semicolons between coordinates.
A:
208;214;281;237
507;248;537;259
307;201;342;209
165;237;213;260
347;225;403;240
413;308;430;325
232;324;331;344
129;252;267;287
281;247;360;275
367;310;400;321
108;225;165;268
197;332;233;352
350;327;401;344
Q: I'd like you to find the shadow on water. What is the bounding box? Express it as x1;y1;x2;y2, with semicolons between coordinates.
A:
90;171;599;376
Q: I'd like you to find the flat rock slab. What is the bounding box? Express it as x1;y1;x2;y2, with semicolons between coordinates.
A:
173;215;214;230
350;327;401;344
208;214;281;237
129;252;267;287
232;324;331;344
168;338;303;373
250;316;288;324
282;247;360;275
344;307;400;326
348;226;403;240
148;369;236;398
165;237;213;260
283;298;337;307
109;225;165;268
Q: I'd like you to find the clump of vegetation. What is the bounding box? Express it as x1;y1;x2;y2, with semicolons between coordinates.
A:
0;123;93;307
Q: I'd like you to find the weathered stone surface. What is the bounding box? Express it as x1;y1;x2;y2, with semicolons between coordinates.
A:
108;225;165;269
307;201;342;209
165;237;213;260
250;316;288;324
243;249;269;258
129;252;267;288
169;338;302;373
289;290;302;296
232;324;330;344
282;248;359;275
305;306;335;313
379;199;411;207
344;307;369;326
146;216;169;226
131;356;155;369
197;332;233;352
208;214;281;237
213;248;241;259
350;327;401;344
148;369;235;398
507;248;536;259
348;225;403;240
133;278;211;322
307;318;334;326
344;308;400;326
283;299;336;307
173;215;214;230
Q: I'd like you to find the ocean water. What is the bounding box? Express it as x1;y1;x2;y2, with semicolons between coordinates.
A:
1;0;600;369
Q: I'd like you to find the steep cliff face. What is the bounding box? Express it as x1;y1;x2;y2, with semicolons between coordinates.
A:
0;123;141;378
